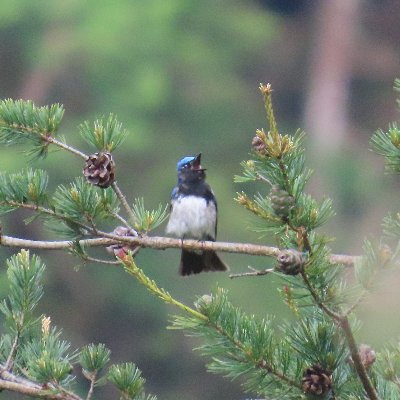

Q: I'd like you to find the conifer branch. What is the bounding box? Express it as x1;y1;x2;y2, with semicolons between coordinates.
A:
0;234;360;266
300;267;379;399
340;317;380;400
0;379;67;399
209;317;302;391
0;369;82;400
1;86;396;399
122;254;207;321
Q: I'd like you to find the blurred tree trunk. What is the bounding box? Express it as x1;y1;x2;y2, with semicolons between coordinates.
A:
304;0;361;152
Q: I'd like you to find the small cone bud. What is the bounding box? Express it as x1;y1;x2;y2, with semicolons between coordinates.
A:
252;135;266;155
106;226;137;257
348;344;376;370
270;185;294;218
195;294;213;312
359;344;376;369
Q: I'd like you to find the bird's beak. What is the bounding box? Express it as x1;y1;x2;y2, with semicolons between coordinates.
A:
192;153;205;170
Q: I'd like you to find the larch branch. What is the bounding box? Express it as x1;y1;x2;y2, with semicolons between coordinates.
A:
0;234;360;266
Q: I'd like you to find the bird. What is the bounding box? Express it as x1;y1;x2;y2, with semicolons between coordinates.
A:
166;153;228;276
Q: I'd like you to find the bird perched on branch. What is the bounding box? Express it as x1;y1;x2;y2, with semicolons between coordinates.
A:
166;154;228;275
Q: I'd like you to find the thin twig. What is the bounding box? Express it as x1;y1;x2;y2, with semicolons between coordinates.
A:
44;136;88;160
256;172;272;185
229;267;274;279
86;372;97;400
110;211;137;234
3;332;20;371
84;256;120;265
111;181;137;225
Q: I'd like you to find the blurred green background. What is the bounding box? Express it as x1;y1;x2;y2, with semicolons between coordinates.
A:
1;0;400;398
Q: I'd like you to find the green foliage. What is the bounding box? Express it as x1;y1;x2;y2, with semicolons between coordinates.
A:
79;114;129;152
108;362;157;400
52;177;119;221
80;343;111;374
131;198;169;233
0;250;156;399
0;251;75;387
0;250;44;335
288;313;347;372
354;240;398;291
370;123;400;173
276;238;350;311
0;99;64;158
48;177;120;237
375;341;400;394
0;168;48;213
2;78;400;399
172;287;304;398
382;212;400;238
371;80;400;175
235;92;334;236
21;325;75;385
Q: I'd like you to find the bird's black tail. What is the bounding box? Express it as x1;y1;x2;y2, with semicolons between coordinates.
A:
179;250;228;276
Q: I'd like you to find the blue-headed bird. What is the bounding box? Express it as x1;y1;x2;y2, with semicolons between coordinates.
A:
166;154;228;275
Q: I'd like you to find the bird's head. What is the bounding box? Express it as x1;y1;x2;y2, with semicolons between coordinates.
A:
176;153;204;172
176;153;206;184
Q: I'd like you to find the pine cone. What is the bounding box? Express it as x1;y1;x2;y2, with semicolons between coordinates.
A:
83;152;115;188
302;364;332;396
276;249;305;275
106;226;137;257
270;185;294;218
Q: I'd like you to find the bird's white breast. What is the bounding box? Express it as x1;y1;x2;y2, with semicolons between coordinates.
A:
166;195;216;240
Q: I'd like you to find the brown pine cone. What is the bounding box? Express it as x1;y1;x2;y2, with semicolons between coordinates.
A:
83;152;115;188
302;364;332;396
276;249;305;275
